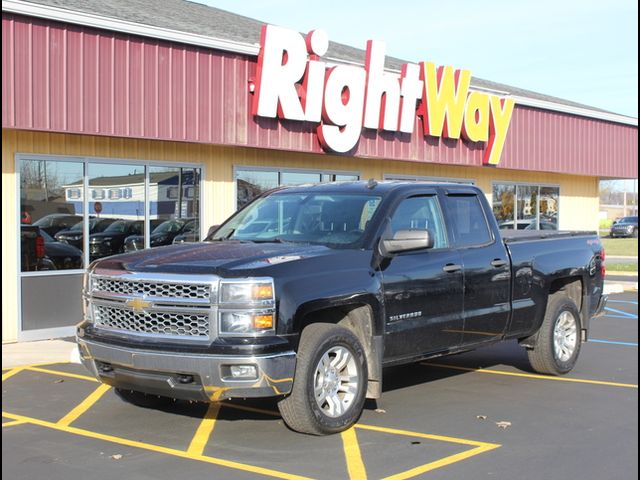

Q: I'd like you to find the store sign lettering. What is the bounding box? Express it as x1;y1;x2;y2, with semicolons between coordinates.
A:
252;25;515;165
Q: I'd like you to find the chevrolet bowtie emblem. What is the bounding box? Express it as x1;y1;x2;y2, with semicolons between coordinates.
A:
126;297;152;312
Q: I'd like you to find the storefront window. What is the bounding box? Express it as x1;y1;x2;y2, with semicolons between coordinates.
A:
236;168;360;209
88;163;146;260
493;183;559;230
539;186;560;230
492;184;515;228
20;159;84;272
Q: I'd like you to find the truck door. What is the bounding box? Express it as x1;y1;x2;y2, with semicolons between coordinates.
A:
380;192;464;360
443;191;511;345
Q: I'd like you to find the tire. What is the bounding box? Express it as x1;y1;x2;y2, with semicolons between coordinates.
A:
527;294;582;375
633;229;638;238
278;323;368;435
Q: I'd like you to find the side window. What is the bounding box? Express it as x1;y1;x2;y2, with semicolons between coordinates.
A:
447;195;492;247
388;196;448;249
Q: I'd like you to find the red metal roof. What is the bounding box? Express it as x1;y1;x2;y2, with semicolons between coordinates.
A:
2;13;637;178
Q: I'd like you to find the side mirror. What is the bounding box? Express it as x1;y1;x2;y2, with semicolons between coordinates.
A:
380;229;434;256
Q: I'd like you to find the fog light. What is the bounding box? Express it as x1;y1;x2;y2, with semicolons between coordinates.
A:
230;365;257;379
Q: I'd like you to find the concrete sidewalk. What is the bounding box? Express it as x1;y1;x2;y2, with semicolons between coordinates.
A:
2;339;79;369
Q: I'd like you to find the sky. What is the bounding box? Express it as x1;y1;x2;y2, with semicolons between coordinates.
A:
197;0;638;118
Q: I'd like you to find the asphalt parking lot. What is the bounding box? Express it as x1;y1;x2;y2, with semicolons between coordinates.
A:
3;292;637;480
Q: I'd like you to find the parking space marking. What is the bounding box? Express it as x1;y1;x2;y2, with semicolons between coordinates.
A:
26;366;99;382
605;307;638;319
3;366;504;480
2;419;27;428
354;424;500;480
57;384;112;427
589;339;638;346
187;402;221;456
341;427;368;479
2;411;314;480
423;363;638;389
2;367;25;382
608;300;638;305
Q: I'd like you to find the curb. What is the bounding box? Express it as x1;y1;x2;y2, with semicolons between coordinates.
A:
604;283;638;294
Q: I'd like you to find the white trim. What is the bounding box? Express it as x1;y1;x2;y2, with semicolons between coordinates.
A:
18;326;76;342
4;0;637;126
2;0;260;55
511;95;637;127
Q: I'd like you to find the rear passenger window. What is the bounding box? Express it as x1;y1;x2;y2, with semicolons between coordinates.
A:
389;196;448;248
447;195;492;247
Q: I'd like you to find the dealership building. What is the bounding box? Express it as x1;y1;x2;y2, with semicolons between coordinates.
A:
2;0;638;342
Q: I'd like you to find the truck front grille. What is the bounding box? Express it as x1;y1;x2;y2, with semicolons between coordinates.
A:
89;272;218;341
93;277;212;301
93;304;210;337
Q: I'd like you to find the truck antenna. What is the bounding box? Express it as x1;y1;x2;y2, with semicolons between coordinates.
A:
367;178;378;189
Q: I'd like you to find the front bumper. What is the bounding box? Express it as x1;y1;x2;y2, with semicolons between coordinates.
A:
77;337;296;401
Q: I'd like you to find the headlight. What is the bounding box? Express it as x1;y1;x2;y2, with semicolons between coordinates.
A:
218;278;276;336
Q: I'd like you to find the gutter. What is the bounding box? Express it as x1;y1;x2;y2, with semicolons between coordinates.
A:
3;0;638;127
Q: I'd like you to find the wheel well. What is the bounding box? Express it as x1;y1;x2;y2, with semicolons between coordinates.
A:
299;304;382;398
549;277;583;312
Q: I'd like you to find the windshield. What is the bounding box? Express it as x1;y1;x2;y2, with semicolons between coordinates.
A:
212;193;382;247
104;220;130;233
153;219;187;234
619;217;638;223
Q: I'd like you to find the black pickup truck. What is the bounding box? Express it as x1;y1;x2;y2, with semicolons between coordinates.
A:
77;181;607;435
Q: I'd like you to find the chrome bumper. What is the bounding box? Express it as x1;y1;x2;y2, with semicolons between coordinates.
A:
77;337;296;401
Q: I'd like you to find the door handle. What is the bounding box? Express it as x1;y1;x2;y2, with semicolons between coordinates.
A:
491;259;508;268
442;263;462;273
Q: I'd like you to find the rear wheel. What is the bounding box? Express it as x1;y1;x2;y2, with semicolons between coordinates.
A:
278;324;368;435
527;294;582;375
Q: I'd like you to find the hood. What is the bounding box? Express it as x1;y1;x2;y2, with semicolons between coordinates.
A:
94;241;336;275
614;221;637;226
45;242;82;256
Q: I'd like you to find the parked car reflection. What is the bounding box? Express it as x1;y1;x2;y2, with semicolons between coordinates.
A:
54;217;116;248
32;214;83;236
124;218;194;251
172;219;200;244
89;220;144;259
40;230;83;269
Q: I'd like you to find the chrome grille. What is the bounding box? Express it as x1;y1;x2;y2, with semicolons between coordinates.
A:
93;277;211;301
93;304;210;337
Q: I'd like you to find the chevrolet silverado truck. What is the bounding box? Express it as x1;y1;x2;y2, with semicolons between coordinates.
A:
77;181;607;435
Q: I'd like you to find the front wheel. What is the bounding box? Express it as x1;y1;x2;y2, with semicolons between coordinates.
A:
527;294;582;375
278;324;368;435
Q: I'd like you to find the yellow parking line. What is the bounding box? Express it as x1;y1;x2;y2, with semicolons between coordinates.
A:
2;411;313;480
187;403;221;456
2;419;27;428
355;424;497;448
423;362;639;389
341;427;368;480
2;367;25;382
382;443;500;480
26;367;98;383
57;384;111;427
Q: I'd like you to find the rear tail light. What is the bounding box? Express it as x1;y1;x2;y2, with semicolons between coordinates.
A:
600;246;606;279
35;235;45;258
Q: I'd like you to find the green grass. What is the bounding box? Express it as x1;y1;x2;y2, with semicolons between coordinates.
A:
600;237;638;257
607;263;638;272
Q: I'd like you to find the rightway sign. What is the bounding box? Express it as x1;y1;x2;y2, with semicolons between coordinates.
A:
252;25;515;165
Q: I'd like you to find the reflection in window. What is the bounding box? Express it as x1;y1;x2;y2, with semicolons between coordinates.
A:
389;196;448;248
20;159;84;272
88;163;146;260
236;168;360;209
448;195;492;246
494;183;559;230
